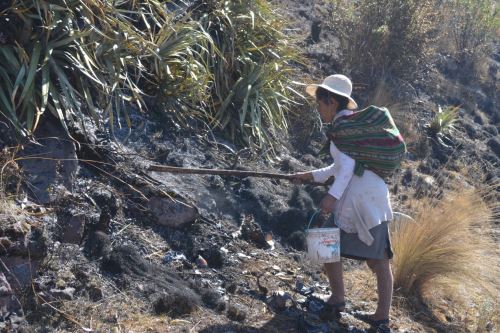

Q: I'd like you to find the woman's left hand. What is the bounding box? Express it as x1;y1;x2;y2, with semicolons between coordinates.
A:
319;194;337;214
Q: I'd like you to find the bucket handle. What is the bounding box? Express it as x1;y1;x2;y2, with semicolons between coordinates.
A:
307;210;335;230
306;211;320;230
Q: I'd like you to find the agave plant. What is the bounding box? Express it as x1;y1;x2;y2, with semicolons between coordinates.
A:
0;0;213;138
197;0;304;151
427;105;460;136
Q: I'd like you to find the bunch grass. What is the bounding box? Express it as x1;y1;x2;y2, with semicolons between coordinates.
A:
391;188;499;298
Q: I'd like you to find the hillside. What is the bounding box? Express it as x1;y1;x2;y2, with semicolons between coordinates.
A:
1;1;499;332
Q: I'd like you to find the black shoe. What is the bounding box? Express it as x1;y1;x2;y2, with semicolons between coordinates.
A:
318;301;346;321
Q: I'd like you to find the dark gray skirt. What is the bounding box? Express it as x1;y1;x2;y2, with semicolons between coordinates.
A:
322;218;393;260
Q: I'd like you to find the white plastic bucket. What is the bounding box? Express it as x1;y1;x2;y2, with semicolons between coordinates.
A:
305;211;340;264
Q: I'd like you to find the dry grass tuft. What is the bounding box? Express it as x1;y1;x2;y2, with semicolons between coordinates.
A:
391;189;499;297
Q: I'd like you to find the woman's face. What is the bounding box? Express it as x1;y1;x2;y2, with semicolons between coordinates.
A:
317;97;338;123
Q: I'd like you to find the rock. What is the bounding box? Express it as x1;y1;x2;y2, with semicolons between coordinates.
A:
227;304;246;322
92;187;119;216
84;231;111;258
87;284;104;301
267;291;294;311
415;175;437;198
485;125;498;136
195;255;208;268
153;292;197;317
147;197;198;228
487;137;500;158
18;120;78;204
2;256;39;291
61;214;85;244
240;215;267;247
49;287;75;300
0;272;12;296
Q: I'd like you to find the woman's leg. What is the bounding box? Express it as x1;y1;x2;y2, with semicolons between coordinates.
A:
366;259;393;320
324;261;345;306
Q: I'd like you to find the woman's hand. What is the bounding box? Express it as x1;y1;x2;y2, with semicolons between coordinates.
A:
319;194;337;214
289;172;314;185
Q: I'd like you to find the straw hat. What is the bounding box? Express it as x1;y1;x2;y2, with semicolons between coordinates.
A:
306;74;358;109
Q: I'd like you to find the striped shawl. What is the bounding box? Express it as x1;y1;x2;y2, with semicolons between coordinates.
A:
325;106;406;179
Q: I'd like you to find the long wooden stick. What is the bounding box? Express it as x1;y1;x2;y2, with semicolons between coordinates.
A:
148;164;293;179
147;164;332;186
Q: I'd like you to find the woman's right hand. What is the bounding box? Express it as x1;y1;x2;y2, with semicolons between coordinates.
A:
289;172;314;185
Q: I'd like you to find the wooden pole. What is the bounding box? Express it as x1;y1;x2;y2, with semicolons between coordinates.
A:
148;164;293;179
147;164;332;186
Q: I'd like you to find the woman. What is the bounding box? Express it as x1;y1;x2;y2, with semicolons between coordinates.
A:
292;74;394;332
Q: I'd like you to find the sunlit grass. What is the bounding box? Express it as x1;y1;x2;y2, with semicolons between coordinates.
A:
392;188;499;297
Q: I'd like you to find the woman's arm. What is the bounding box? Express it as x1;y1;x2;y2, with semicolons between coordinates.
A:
289;163;335;184
327;151;354;200
311;164;336;183
320;150;355;214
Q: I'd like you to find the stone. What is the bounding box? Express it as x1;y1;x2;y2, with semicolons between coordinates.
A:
18;120;78;204
485;125;498;136
195;255;208;268
0;272;12;296
0;237;12;254
88;284;104;301
84;231;111;258
147;197;198;228
487;137;500;158
61;214;85;244
266;291;293;311
49;287;75;300
227;304;246;322
2;256;39;290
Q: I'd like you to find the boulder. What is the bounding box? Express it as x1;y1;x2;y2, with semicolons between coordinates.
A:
61;214;85;244
18;120;78;204
487;137;500;158
147;197;198;228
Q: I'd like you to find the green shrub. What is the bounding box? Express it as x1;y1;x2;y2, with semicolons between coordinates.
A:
1;0;303;156
0;0;212;137
327;0;438;82
427;105;460;136
445;0;499;77
198;0;304;152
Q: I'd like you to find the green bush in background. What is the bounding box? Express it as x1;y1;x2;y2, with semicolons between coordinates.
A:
0;0;213;138
327;0;438;83
446;0;498;77
0;0;303;155
197;0;303;152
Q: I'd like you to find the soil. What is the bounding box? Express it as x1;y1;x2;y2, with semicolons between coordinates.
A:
1;1;499;333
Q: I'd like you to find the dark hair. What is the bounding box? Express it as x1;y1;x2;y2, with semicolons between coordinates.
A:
316;87;350;110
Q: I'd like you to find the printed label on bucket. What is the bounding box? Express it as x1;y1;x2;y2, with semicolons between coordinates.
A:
306;228;340;264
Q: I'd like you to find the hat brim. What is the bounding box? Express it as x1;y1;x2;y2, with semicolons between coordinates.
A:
306;84;358;110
